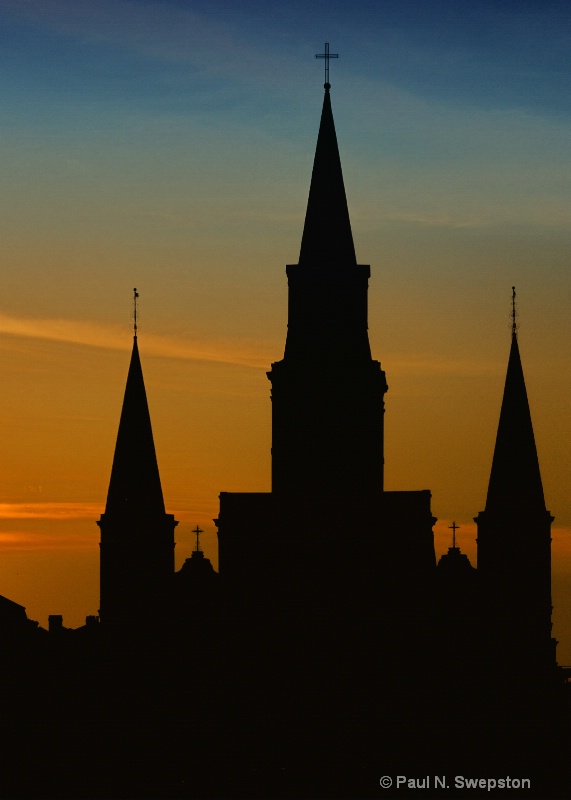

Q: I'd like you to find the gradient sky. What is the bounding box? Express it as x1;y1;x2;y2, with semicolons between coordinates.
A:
1;0;571;659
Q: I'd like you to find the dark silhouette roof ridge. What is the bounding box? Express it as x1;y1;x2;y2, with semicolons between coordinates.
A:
485;326;546;513
297;85;357;269
105;335;166;515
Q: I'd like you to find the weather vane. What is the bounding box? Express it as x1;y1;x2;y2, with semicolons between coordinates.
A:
511;286;518;337
316;42;338;87
133;288;139;337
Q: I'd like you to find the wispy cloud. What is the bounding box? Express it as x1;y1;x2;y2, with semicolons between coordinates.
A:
383;355;500;378
0;313;272;368
0;503;101;520
0;312;505;378
0;0;295;90
0;531;97;551
381;210;491;230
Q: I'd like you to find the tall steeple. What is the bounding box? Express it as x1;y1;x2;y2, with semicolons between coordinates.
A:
282;82;372;365
216;61;435;617
268;76;387;495
98;292;177;630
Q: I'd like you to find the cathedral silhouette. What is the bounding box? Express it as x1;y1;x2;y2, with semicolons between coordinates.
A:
0;73;569;799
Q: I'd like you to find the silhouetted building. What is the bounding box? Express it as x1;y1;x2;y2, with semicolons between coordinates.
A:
270;85;387;497
216;83;436;633
475;310;556;678
1;69;568;800
173;529;219;607
0;594;40;638
89;80;562;701
436;521;476;583
435;525;478;680
97;334;177;630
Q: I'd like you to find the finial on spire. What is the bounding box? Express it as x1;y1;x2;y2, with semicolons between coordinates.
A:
133;288;139;338
448;521;460;549
511;286;518;338
316;42;338;89
192;524;203;553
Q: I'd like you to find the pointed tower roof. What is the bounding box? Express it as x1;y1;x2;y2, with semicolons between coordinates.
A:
298;85;357;269
105;335;166;515
485;302;545;513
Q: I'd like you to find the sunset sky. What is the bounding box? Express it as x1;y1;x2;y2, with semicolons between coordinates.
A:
1;0;571;659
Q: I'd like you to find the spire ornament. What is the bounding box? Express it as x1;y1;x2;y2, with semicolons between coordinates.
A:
511;286;518;338
133;288;139;338
316;42;338;89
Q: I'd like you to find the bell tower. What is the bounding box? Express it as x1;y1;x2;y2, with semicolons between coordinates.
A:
268;77;388;498
475;289;555;675
217;56;435;605
98;291;177;630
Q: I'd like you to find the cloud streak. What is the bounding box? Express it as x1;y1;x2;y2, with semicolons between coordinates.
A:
0;312;513;379
0;531;97;551
0;0;300;92
0;313;272;368
0;503;102;520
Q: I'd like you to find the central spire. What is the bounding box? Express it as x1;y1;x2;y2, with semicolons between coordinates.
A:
298;84;357;269
267;77;387;495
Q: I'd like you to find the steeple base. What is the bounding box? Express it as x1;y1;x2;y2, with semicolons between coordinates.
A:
98;511;177;630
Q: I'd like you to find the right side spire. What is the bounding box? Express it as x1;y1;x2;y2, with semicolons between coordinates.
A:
485;288;546;512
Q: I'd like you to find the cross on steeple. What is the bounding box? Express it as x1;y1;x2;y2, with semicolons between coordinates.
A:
448;521;460;549
316;42;338;88
192;524;203;553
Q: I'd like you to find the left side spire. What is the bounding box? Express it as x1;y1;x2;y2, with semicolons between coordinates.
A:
104;293;165;515
99;292;177;630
